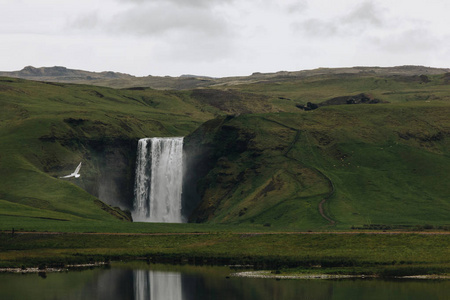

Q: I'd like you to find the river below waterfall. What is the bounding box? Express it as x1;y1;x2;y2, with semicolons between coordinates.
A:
0;262;448;300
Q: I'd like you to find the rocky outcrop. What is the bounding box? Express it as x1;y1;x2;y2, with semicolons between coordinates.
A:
38;125;138;214
296;93;387;111
320;93;386;106
86;138;137;212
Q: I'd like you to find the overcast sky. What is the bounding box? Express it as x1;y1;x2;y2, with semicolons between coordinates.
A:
1;0;449;77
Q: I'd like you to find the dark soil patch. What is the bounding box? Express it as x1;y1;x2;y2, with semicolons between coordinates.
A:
297;93;388;111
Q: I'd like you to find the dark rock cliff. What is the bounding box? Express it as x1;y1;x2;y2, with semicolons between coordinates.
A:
182;116;255;222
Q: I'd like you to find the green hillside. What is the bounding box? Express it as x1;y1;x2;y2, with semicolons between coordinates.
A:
0;71;449;231
188;104;450;229
186;73;450;229
0;78;215;228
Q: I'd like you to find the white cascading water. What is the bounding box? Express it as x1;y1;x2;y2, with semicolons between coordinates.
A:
132;137;184;223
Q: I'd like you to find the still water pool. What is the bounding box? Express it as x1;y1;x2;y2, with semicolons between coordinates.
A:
0;263;448;300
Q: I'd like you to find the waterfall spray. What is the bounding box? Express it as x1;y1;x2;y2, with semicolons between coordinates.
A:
132;137;184;223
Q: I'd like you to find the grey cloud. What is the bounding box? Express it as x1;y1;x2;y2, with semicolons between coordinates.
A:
108;4;230;37
284;0;308;14
69;1;232;38
342;1;383;27
116;0;234;8
156;33;234;63
70;11;100;30
67;0;236;64
293;1;385;37
374;28;439;53
299;19;337;37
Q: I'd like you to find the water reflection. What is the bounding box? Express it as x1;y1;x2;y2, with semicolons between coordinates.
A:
134;270;182;300
0;264;449;300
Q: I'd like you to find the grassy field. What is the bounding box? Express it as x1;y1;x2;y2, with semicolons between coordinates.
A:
1;231;449;277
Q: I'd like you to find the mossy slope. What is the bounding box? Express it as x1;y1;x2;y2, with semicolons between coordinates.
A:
188;102;450;229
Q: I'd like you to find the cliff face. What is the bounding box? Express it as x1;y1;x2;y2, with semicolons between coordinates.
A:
37;123;138;218
182;117;231;220
78;138;137;211
182;116;261;222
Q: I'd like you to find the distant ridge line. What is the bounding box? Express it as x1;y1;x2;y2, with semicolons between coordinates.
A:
1;65;449;90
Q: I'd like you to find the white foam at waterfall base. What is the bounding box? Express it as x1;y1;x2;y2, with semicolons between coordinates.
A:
132;137;184;223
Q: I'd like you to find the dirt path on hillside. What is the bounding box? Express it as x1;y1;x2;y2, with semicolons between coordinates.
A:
318;198;336;225
261;117;338;226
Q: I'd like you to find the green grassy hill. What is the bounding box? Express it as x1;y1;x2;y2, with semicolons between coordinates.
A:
187;104;450;230
0;70;449;232
0;78;216;228
186;72;450;230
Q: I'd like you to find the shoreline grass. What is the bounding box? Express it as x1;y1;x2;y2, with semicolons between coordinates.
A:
1;231;448;277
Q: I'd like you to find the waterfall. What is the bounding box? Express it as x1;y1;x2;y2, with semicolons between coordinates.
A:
132;137;184;223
